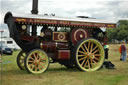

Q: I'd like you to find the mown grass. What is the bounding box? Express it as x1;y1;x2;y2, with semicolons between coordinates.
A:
0;44;128;85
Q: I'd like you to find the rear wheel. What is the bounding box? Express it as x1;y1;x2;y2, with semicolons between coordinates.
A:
74;38;105;72
17;51;26;70
24;49;49;74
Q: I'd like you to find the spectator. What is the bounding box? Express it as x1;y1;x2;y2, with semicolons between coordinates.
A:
119;41;127;61
119;44;122;61
0;54;2;63
104;44;109;60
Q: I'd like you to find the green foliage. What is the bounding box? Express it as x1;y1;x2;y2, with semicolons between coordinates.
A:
107;20;128;42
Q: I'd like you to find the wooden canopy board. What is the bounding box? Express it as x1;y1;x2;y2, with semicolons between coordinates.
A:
10;13;116;28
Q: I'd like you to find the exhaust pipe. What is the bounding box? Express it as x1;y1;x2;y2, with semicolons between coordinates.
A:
31;0;38;36
31;0;38;14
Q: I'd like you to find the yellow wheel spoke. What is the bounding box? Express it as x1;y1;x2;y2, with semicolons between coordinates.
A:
92;59;99;67
92;46;98;52
40;58;46;61
37;65;39;71
84;44;89;53
79;57;85;61
87;59;90;69
37;53;42;59
93;49;99;54
84;58;88;68
29;57;35;61
78;55;85;57
29;64;35;70
80;45;86;52
90;42;93;53
22;55;25;57
79;56;87;61
40;61;46;63
21;56;25;59
90;58;93;68
88;41;91;52
93;59;97;63
39;53;45;58
94;54;101;56
36;54;39;59
84;58;90;69
28;60;34;63
39;63;44;68
35;65;38;71
81;59;86;66
78;51;86;54
38;65;42;70
20;62;24;64
34;53;38;60
91;58;99;68
20;60;23;62
94;57;99;61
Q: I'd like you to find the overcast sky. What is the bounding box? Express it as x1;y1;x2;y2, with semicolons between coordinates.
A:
0;0;128;37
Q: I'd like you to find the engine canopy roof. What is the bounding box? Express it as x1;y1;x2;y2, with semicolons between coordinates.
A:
4;12;116;28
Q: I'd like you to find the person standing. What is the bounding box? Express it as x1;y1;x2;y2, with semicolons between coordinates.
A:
104;44;109;60
119;41;127;61
0;54;2;63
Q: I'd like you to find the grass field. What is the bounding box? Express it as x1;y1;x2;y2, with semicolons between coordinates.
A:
0;44;128;85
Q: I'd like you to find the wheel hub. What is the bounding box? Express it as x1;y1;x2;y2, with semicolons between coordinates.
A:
88;53;91;56
87;53;95;59
34;59;40;64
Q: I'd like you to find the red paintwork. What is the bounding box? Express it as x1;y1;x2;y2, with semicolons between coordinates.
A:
41;41;69;52
71;28;89;45
57;50;70;60
21;35;39;42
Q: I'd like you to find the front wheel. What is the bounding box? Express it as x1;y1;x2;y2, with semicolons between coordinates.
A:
24;49;49;74
74;38;105;72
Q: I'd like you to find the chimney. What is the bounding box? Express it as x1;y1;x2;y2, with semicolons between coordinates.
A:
31;0;38;14
31;0;38;36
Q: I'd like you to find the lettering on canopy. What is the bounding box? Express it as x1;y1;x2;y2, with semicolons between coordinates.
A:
14;17;116;28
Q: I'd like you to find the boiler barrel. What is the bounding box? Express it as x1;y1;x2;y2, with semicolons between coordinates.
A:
40;41;69;52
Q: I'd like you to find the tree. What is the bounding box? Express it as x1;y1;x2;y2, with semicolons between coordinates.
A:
107;20;128;42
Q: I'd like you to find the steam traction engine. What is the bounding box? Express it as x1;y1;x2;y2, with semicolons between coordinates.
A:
4;12;116;74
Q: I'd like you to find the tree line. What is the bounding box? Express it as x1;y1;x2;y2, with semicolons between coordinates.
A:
107;20;128;42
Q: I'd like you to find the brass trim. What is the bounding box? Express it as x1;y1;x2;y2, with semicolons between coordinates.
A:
40;43;43;49
55;42;58;48
52;32;68;42
58;32;65;41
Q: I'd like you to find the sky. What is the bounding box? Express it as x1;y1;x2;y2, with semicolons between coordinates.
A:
0;0;128;37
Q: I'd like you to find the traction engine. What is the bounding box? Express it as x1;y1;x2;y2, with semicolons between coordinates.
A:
4;12;116;74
